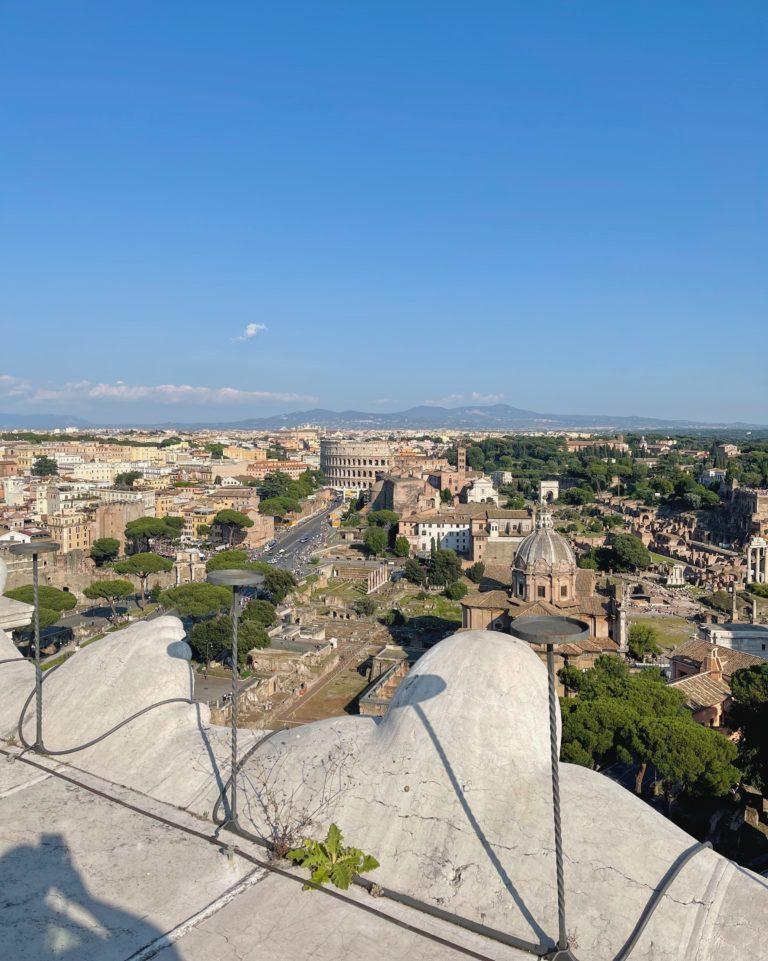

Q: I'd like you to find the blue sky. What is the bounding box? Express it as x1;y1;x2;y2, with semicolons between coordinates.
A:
1;2;766;424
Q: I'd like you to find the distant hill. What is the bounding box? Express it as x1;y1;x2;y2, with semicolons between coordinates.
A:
0;412;91;430
147;404;766;432
1;404;764;432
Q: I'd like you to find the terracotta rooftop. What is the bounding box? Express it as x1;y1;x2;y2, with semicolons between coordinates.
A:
669;672;731;711
671;639;764;676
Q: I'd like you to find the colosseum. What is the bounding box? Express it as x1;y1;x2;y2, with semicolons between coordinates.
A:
320;438;395;491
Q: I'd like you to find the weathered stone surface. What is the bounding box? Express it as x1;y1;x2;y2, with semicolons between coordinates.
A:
234;631;768;960
0;616;254;810
1;619;767;960
0;555;34;632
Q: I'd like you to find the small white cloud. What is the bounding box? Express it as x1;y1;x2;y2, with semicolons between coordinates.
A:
233;323;267;342
0;373;316;407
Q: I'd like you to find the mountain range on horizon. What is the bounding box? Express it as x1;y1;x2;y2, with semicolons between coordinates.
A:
1;403;766;433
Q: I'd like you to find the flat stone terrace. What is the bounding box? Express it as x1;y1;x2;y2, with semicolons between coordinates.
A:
0;747;528;961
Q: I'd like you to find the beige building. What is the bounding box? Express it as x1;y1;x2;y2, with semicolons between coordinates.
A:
47;514;93;554
398;504;534;562
246;460;310;480
183;507;217;540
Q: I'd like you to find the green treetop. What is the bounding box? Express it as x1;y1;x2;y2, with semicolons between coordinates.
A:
113;552;172;605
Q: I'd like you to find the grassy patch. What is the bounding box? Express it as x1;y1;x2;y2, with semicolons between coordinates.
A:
630;615;694;652
649;552;675;568
401;593;462;623
42;652;75;671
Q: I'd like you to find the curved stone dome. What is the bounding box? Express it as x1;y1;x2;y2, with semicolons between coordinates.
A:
514;510;576;572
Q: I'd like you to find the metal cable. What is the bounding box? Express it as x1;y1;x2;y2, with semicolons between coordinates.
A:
229;591;239;823
546;644;568;952
612;840;712;961
33;554;43;751
0;746;500;961
4;631;716;961
209;726;551;958
16;661;193;756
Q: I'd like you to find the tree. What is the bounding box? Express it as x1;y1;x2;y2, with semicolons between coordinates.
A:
252;564;296;603
353;595;376;617
627;623;662;662
393;536;410;558
114;470;143;488
83;578;135;622
206;549;249;571
5;584;77;614
213;509;254;546
466;445;485;471
241;598;277;628
363;526;388;557
428;548;462;587
561;486;595;505
730;663;768;791
383;608;408;627
31;455;58;477
90;537;121;566
258;496;300;517
505;493;525;510
440;489;453;504
646;718;739;810
444;581;468;600
560;656;738;802
205;552;297;604
466;562;485;584
125;517;175;553
164;515;184;537
608;533;651;572
404;557;426;586
5;584;77;640
113;552;172;605
159;583;232;619
367;510;399;528
189;614;269;669
577;551;598;570
205;442;225;459
258;471;294;499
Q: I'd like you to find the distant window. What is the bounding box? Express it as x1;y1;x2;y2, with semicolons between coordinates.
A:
561;585;568;598
538;586;546;598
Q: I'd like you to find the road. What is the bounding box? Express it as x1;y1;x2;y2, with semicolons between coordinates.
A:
254;496;341;579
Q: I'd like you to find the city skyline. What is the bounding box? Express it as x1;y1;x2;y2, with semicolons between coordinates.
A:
2;2;766;423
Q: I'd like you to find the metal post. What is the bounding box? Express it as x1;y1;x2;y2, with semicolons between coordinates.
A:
547;642;567;954
32;550;44;752
229;586;239;825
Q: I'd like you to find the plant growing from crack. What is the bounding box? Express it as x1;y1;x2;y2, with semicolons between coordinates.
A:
240;741;357;859
288;823;379;890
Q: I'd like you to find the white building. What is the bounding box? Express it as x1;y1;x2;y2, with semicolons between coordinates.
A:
700;622;768;661
0;530;33;544
411;516;472;555
465;476;499;506
70;461;132;483
1;477;26;508
53;452;85;474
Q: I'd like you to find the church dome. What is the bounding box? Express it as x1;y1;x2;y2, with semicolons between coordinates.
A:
514;509;576;573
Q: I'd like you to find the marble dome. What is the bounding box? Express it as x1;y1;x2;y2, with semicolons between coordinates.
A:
514;509;576;573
